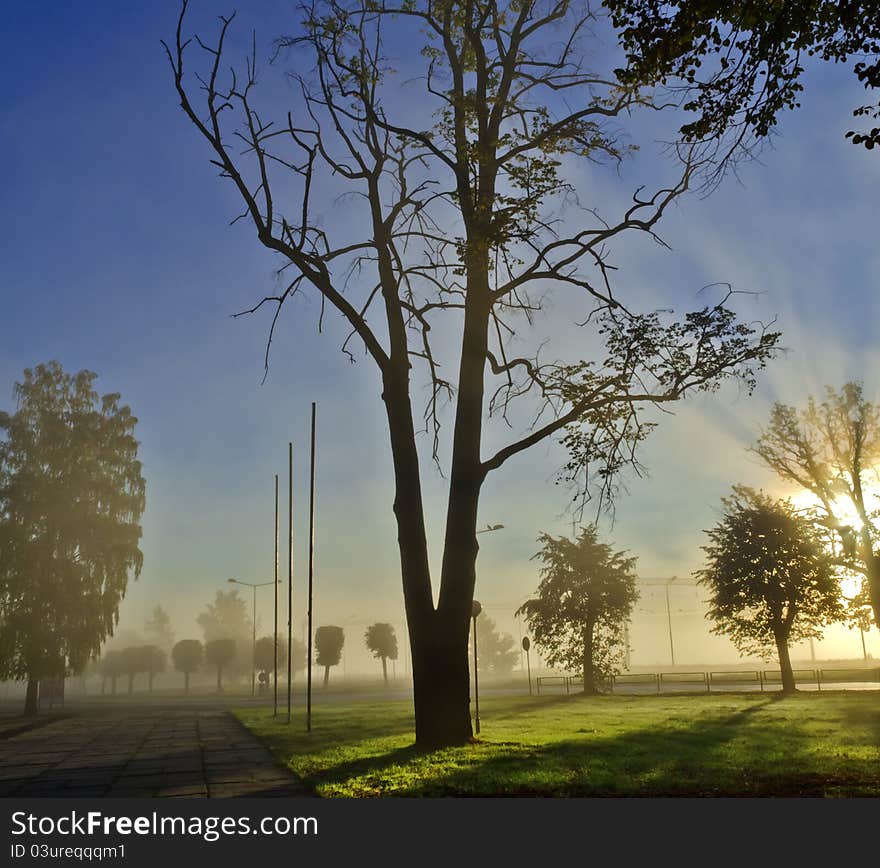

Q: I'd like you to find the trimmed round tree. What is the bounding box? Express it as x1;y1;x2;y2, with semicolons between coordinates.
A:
315;626;344;688
698;487;845;693
205;638;237;692
171;639;203;695
364;623;398;685
518;527;638;694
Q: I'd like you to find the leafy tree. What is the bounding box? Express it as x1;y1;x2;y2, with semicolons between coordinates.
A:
141;644;167;691
0;362;146;715
517;527;638;694
165;0;778;746
144;605;175;651
120;646;146;694
752;383;880;628
97;650;126;697
205;638;237;692
364;623;398;685
470;612;519;677
171;639;203;694
697;487;845;693
315;626;345;688
254;635;306;679
197;589;252;675
606;0;880;155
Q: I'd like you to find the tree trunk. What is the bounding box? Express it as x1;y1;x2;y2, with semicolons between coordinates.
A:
184;672;190;695
111;675;117;696
582;621;598;695
775;632;796;694
381;656;388;686
216;666;223;693
148;671;154;692
323;665;330;688
24;678;39;716
410;617;474;748
127;674;134;695
867;554;880;630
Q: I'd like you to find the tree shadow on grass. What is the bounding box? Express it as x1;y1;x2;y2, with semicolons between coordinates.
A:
309;695;879;796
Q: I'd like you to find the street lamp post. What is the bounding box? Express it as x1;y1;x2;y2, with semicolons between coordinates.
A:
522;636;532;696
227;578;277;696
471;599;482;735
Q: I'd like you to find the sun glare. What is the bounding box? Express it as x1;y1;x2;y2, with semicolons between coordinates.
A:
787;487;868;533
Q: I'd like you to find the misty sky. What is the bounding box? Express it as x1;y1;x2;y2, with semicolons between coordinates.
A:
2;1;879;668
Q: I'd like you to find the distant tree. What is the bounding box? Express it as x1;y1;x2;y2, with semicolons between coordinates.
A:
144;605;175;651
197;589;252;674
697;487;846;693
752;383;880;629
364;623;398;685
120;646;146;694
97;650;126;697
141;644;166;692
470;612;519;677
0;361;146;714
518;527;638;694
171;639;203;694
253;636;307;690
205;638;237;692
315;626;345;688
606;1;880;156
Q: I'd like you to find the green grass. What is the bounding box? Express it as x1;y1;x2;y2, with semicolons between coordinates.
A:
235;692;880;796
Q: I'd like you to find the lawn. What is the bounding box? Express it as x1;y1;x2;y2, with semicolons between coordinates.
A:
235;691;880;796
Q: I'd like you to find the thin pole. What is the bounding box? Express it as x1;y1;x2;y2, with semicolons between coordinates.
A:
251;585;256;697
665;582;675;668
526;647;532;696
307;402;316;732
273;474;278;716
860;628;867;662
287;442;293;723
472;614;481;735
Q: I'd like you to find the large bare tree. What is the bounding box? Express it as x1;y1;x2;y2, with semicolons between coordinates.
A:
165;0;778;746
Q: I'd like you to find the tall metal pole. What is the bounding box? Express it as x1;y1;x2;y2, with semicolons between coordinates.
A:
273;474;278;716
287;442;293;723
251;585;257;697
665;582;675;668
471;599;482;735
307;402;316;732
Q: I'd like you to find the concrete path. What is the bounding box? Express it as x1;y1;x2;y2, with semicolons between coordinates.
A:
0;707;309;798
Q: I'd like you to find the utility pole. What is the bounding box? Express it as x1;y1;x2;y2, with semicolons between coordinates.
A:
665;580;676;668
273;474;279;716
287;442;293;723
307;402;316;733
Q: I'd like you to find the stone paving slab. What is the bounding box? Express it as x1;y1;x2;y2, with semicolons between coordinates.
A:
0;707;310;798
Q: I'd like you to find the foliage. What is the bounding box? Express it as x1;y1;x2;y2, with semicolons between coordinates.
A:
364;623;398;662
605;0;880;154
315;626;345;668
469;612;519;677
0;362;145;708
697;487;845;665
254;635;307;674
752;383;880;628
144;605;175;650
171;639;203;675
97;649;126;693
517;526;638;692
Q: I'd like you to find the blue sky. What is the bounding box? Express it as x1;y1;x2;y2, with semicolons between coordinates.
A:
2;1;878;667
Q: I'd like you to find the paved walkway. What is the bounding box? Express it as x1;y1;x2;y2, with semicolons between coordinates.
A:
0;707;309;798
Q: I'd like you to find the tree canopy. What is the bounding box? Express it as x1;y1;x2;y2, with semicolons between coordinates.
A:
365;622;399;684
171;638;203;693
0;361;146;714
518;526;638;693
697;487;845;692
605;0;880;156
315;625;345;687
144;605;175;651
752;383;880;628
470;611;519;677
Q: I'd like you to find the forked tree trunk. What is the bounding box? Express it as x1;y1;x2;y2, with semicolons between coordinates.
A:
24;678;39;716
775;632;796;694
